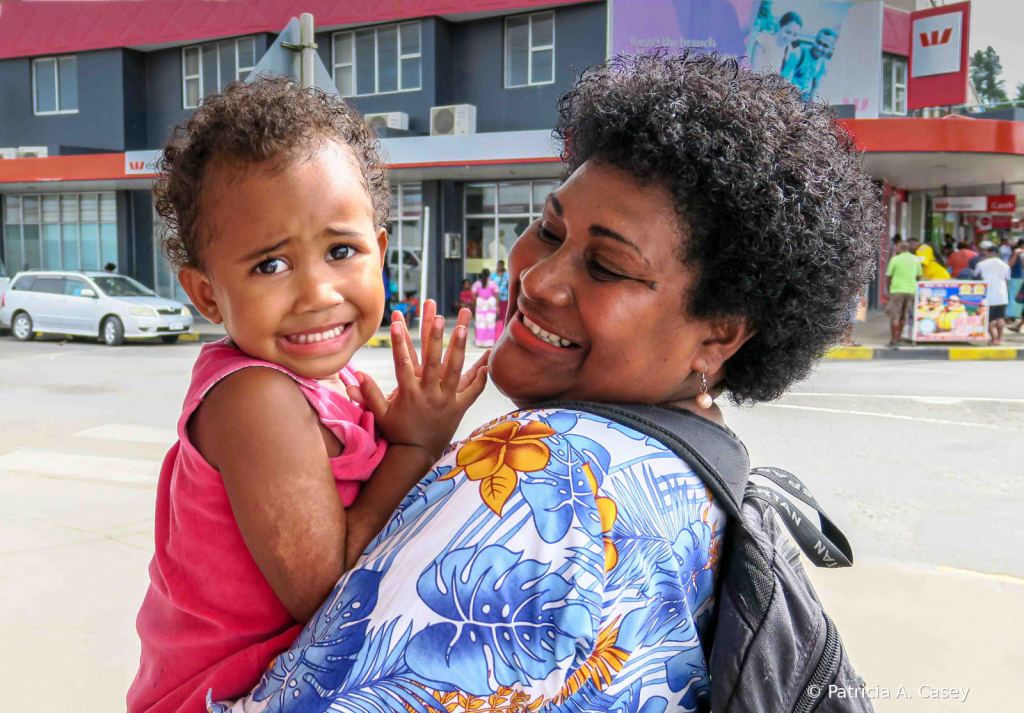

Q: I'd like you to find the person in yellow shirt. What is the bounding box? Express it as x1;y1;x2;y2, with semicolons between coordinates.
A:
908;237;951;280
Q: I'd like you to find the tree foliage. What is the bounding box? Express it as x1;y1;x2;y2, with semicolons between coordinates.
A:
971;46;1009;105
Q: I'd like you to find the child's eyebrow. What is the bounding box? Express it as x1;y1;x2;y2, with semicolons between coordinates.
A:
324;227;364;239
241;238;291;263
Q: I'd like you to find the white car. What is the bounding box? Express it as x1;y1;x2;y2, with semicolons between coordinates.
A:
0;270;194;345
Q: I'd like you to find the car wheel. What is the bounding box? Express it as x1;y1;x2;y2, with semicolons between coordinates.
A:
102;316;125;346
160;335;179;344
12;312;35;341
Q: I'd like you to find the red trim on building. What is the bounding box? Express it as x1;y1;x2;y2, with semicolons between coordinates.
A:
882;7;910;57
840;117;1024;156
907;1;971;112
0;152;562;184
0;0;591;60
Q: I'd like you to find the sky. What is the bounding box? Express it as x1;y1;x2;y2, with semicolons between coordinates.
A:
964;0;1024;99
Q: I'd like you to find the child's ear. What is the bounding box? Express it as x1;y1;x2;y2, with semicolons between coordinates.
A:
376;228;389;270
177;266;223;324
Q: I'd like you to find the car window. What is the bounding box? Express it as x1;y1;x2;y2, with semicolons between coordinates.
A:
12;276;37;291
403;251;420;267
91;275;155;297
32;278;65;294
63;278;89;296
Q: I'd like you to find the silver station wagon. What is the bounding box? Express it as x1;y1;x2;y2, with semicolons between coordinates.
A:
0;270;193;345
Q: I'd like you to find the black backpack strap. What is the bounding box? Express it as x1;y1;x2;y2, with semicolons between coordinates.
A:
532;402;749;522
746;467;854;568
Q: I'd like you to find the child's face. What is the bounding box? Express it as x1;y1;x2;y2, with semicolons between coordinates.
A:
182;141;387;379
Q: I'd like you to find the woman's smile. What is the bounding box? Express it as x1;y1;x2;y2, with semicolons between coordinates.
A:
277;320;356;358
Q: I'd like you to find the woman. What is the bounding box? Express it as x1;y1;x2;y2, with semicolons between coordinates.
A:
471;268;499;347
219;51;879;713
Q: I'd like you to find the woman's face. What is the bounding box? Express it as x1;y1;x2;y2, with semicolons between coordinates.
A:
490;160;744;407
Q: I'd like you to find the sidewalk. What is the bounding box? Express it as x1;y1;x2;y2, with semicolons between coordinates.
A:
827;309;1024;361
184;311;1024;360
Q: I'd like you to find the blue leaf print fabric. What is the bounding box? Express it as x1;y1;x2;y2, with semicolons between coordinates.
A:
215;408;726;713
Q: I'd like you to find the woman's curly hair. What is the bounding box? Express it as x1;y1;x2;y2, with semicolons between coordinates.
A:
556;50;883;404
154;75;391;269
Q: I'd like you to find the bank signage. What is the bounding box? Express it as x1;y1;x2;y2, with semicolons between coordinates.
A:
125;150;161;176
932;195;1016;213
907;2;970;111
911;11;962;78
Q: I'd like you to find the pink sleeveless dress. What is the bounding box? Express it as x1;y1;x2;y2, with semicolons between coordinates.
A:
128;340;387;713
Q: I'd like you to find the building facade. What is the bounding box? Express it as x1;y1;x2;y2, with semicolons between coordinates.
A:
2;0;1024;315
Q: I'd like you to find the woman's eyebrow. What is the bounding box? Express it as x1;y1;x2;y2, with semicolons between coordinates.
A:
589;225;650;266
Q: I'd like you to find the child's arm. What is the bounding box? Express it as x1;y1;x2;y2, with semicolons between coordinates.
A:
343;307;489;566
190;367;354;623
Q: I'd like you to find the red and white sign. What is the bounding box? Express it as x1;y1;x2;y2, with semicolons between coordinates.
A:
976;215;992;231
907;2;970;111
932;195;1016;213
992;214;1013;229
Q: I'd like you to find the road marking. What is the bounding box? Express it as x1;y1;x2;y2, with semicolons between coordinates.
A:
949;347;1018;361
790;392;1024;404
762;403;1017;431
825;346;873;360
73;424;177;445
0;449;161;485
936;565;1024;586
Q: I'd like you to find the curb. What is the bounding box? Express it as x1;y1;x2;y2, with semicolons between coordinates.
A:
826;345;1021;361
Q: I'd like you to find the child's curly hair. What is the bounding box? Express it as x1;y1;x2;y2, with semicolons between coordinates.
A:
154;75;391;269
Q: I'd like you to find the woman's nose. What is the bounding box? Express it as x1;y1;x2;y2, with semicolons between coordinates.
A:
518;246;573;308
294;263;345;313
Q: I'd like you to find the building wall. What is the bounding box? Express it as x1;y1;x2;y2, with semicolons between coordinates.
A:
0;48;128;154
451;2;606;133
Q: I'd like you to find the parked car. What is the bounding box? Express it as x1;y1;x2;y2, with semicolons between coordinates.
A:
0;271;193;345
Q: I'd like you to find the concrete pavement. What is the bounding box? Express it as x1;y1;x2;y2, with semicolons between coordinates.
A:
0;339;1021;711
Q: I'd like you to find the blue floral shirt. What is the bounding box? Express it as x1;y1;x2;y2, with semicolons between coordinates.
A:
217;408;725;713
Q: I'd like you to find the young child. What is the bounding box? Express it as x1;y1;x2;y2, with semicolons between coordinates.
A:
127;78;488;713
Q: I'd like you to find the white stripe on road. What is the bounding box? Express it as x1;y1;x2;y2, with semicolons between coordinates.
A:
762;403;1018;431
791;392;1024;404
0;450;161;484
73;424;177;445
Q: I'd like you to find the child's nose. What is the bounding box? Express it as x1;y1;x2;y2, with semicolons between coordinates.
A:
294;264;345;313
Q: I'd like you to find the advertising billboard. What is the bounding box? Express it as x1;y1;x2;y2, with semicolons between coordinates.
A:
907;1;970;111
608;0;883;117
912;281;988;343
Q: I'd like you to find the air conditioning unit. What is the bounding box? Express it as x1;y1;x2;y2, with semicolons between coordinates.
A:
365;112;409;132
0;148;18;159
430;104;477;136
17;146;48;158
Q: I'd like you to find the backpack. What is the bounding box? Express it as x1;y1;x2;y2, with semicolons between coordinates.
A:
548;402;873;713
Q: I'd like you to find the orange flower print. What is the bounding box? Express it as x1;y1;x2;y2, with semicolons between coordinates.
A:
441;419;556;516
553;618;629;704
582;463;619;572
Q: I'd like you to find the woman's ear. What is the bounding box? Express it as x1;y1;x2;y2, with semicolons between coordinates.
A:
696;319;756;377
377;228;389;270
177;266;222;325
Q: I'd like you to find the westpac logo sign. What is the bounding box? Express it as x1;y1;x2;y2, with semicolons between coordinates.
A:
912;12;963;78
919;28;953;48
124;150;162;175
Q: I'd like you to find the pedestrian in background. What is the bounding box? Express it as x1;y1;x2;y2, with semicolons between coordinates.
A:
494;259;510;339
908;237;950;280
948;240;977;278
886;240;921;347
976;240;1011;345
999;237;1013;263
1008;239;1024;332
471;267;498;347
455;278;474;314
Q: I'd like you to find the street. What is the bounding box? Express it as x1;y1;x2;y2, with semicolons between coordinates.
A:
1;336;1022;711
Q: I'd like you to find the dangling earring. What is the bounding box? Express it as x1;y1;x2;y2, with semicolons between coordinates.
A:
696;365;714;409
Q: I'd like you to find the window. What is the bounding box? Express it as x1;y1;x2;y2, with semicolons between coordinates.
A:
882;54;907;115
182;37;256;108
463;180;558;278
332;22;421;97
505;12;554;88
33;56;78;114
2;193;116;272
387;184;423;301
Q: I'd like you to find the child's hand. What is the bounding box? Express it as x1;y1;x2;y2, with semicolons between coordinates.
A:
348;304;488;460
